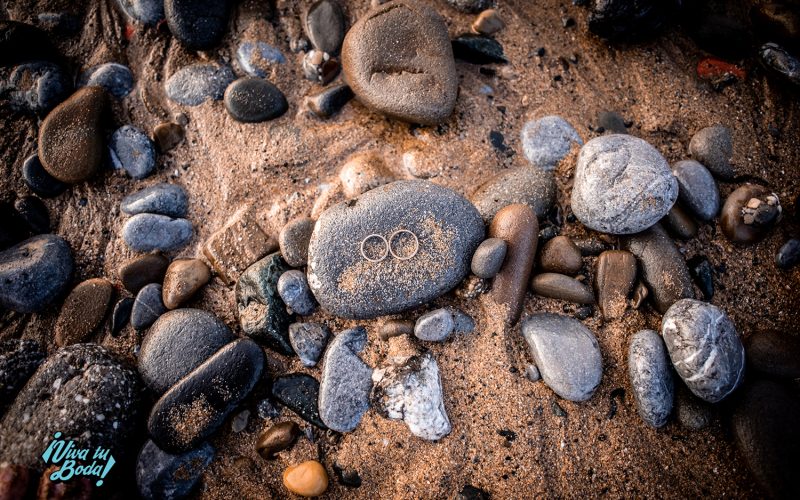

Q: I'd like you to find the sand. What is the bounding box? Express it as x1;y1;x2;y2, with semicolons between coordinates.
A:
1;0;799;498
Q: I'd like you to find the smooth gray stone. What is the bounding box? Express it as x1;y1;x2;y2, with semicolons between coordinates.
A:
414;308;455;342
304;0;346;55
123;213;193;252
138;308;235;394
572;134;678;234
521;313;602;402
0;234;73;313
223;77;288;123
278;217;315;268
470;166;556;223
79;62;134;98
110;125;157;180
689;125;734;179
121;183;188;218
131;283;167;330
318;327;373;432
471;238;507;279
165;64;234;106
307;180;484;319
136;440;214;500
672;160;720;221
628;329;674;428
371;352;451;440
288;322;331;367
520;115;583;171
661;299;745;403
452;309;475;333
0;344;140;468
117;0;164;25
277;270;316;316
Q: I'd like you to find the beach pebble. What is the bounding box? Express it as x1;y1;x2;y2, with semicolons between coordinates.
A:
776;239;800;269
521;313;603;402
0;235;73;313
38;87;108;184
520;116;582;171
117;0;164;25
131;283;167;330
414;308;455;342
721;184;781;244
746;330;800;379
0;344;140;468
0;203;28;249
289;323;330;367
341;0;458;124
624;224;693;313
319;327;373;432
257;421;300;459
307;180;484;319
164;0;230;50
119;253;169;294
21;155;67;198
236;253;294;355
488;204;538;325
110;126;157;179
530;273;595;304
525;364;541;382
304;0;346;54
0;340;45;417
136;440;213;500
237;41;286;78
379;320;414;340
165;64;235;106
3;62;71;114
628;329;674;428
153;122;185;153
594;250;637;320
148;339;264;453
689;125;734;179
470;166;556;223
471;238;507;279
54;278;114;347
162;258;211;309
306;84;354;118
79;63;134;98
662;205;697;240
302;49;340;85
472;9;504;35
451;34;507;64
338;152;394;198
14;196;49;234
661;299;744;403
271;373;327;429
572;134;678;234
732;379;800;498
760;42;800;86
121;184;188;218
279;217;315;268
277;270;316;316
538;236;582;275
447;0;493;14
224;77;288;123
110;297;134;337
122;213;193;253
371;352;451;440
283;460;329;497
672;160;720;221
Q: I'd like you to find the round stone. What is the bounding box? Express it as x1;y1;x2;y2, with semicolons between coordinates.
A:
153;122;185;153
520;116;583;171
121;183;188;218
341;0;458;125
237;41;286;78
689;125;734;179
4;62;71;114
671;160;720;221
379;319;413;340
304;0;346;54
530;273;595;304
162;258;211;309
470;237;507;279
470;166;556;223
54;278;114;347
306;83;354;118
661;299;745;403
414;308;455;342
256;421;301;459
776;238;800;270
122;213;193;253
79;63;134;98
628;329;674;428
131;283;167;330
571;134;678;235
119;253;169;294
338;152;394;198
21;155;67;198
165;64;235;106
164;0;230;50
279;217;315;268
117;0;165;25
224;77;288;123
721;184;781;244
277;270;316;316
110;125;157;179
0;235;73;313
538;236;582;275
318;327;372;432
283;460;329;497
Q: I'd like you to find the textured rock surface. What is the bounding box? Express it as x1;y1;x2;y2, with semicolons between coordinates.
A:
470;166;556;223
318;327;373;432
136;440;214;500
572;134;678;234
162;258;211;309
165;64;234;106
164;0;230;50
0;234;73;313
0;340;45;417
371;352;451;440
628;329;674;428
520;116;583;171
288;322;330;367
277;270;316;316
110;125;157;179
54;278;114;346
414;308;456;342
661;299;744;403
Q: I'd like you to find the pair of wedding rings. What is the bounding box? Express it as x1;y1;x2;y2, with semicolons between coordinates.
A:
359;229;419;262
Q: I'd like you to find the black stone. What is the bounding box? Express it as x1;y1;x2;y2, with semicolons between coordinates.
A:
752;3;800;52
224;77;288;123
452;34;508;64
333;463;362;487
136;439;214;500
598;111;627;134
0;21;59;66
0;235;73;313
110;297;134;337
22;154;68;198
14;196;50;234
682;4;753;60
760;42;800;87
687;255;714;300
587;0;680;42
0;339;45;418
164;0;230;50
0;202;29;250
457;484;491;500
307;84;354;118
776;239;800;269
304;0;346;55
271;373;328;429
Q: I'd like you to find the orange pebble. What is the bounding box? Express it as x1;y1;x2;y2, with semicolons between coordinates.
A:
283;460;328;497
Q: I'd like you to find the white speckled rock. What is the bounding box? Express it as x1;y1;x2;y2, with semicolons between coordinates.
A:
571;134;678;234
628;329;674;428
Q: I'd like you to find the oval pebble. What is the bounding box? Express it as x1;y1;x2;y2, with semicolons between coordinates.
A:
54;278;114;347
689;125;734;179
117;0;164;25
119;253;169;294
318;327;372;432
237;41;286;78
776;238;800;269
306;83;353;118
110;125;157;180
21;154;67;198
131;283;167;330
277;270;316;316
471;166;556;223
304;0;346;55
165;64;235;106
121;183;188;218
165;0;230;50
224;77;288;123
530;273;595;304
283;460;329;497
110;297;134;337
79;63;134;98
162;259;211;309
521;116;583;171
122;213;193;253
256;421;300;459
470;238;507;279
672;160;720;221
414;308;455;342
278;217;315;268
628;329;674;428
0;234;73;313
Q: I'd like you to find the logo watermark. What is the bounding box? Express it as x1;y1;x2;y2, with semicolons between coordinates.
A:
40;432;115;486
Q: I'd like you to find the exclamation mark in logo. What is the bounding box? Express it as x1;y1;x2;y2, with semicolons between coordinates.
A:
96;455;115;486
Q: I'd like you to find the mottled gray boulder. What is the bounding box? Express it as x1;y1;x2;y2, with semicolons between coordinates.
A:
470;166;556;223
121;183;188;218
308;180;484;318
672;160;719;221
520;115;583;171
318;327;373;432
289;322;330;367
661;299;744;403
572;134;678;234
0;234;73;313
165;64;234;106
371;352;451;440
521;313;602;402
0;344;140;470
628;329;674;428
122;214;193;252
139;308;235;394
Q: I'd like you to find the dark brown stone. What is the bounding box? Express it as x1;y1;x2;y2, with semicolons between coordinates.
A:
721;184;781;244
162;258;211;309
530;273;595;304
379;319;414;340
662;204;697;240
538;236;582;275
256;421;301;459
119;253;169;294
594;250;637;319
54;278;114;347
278;217;315;268
153;122;185;153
